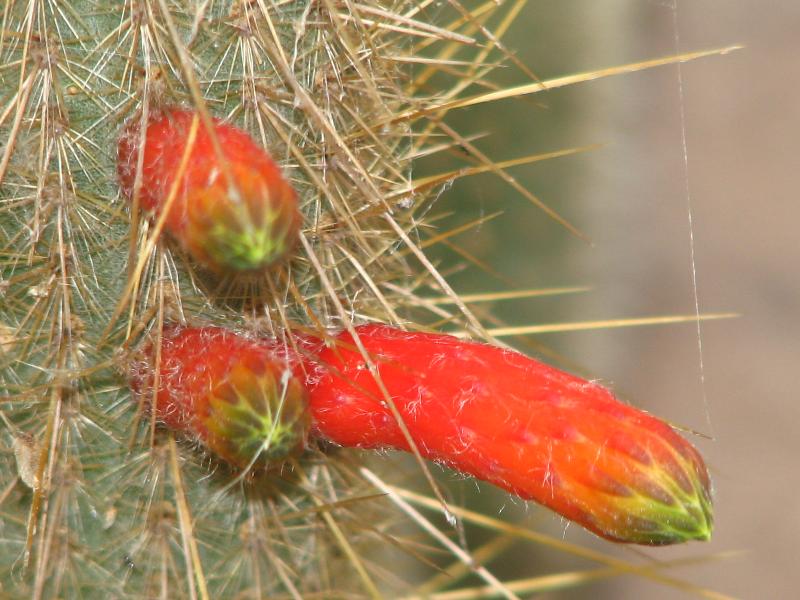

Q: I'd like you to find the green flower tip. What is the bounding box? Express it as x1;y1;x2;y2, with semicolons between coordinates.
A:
203;360;310;469
580;436;714;545
184;162;301;273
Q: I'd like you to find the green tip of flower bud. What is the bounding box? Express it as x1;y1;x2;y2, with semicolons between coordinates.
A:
568;429;714;545
207;220;288;272
184;162;300;273
604;475;713;545
203;360;310;469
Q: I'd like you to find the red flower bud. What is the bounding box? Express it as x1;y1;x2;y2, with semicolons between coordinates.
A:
306;324;713;545
129;323;713;545
117;108;301;273
130;326;309;469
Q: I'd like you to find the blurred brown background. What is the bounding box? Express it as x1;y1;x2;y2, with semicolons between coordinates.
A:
429;1;799;598
573;2;799;598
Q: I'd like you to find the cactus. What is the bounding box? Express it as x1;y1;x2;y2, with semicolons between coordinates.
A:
0;2;732;598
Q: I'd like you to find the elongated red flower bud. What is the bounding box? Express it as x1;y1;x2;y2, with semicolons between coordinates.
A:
306;324;713;545
118;108;301;273
130;326;310;469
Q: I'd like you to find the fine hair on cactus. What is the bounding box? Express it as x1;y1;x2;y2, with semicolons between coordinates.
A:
0;2;736;598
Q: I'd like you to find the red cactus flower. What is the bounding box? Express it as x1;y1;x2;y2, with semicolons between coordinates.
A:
130;325;309;469
117;108;301;273
306;324;713;546
132;323;713;545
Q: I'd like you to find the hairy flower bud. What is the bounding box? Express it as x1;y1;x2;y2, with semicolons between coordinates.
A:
117;108;301;273
131;325;310;469
306;324;713;545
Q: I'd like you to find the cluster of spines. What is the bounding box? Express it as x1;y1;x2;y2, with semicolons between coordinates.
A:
0;2;431;596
